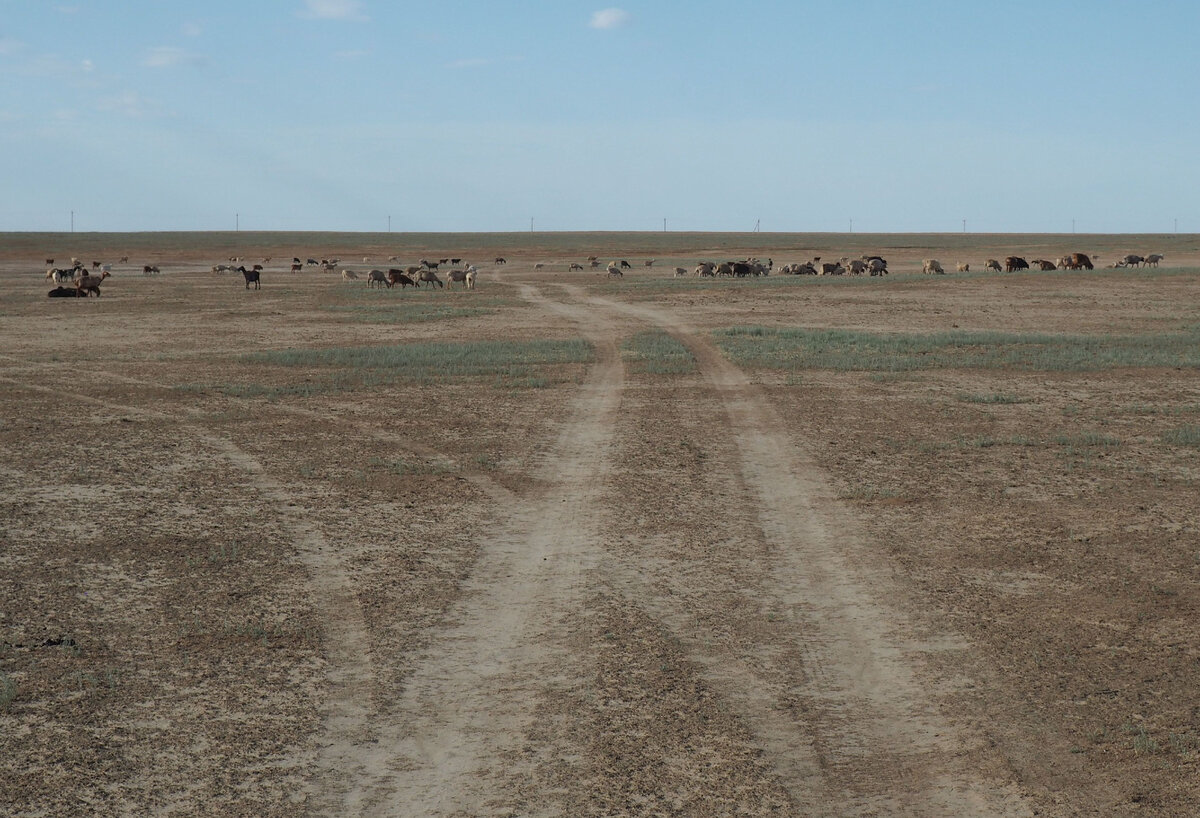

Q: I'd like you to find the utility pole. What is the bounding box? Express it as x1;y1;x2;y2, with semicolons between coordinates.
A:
236;213;239;232
962;219;966;233
530;217;534;232
663;218;666;232
849;217;853;233
1071;218;1075;234
70;210;74;233
388;214;391;232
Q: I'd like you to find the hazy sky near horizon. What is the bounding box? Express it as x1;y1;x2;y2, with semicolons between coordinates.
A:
2;1;1196;233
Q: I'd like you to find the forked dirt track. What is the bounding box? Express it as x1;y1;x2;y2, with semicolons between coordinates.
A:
329;276;1032;816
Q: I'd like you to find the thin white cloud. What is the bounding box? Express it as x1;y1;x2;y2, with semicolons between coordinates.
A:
299;0;368;21
81;58;94;73
0;37;24;56
96;91;154;118
182;22;203;37
446;55;525;70
589;8;630;30
142;47;206;68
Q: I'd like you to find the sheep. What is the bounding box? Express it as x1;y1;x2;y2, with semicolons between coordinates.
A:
867;258;888;276
91;260;101;269
1068;253;1094;270
1119;254;1145;268
119;256;128;263
75;270;111;296
494;257;506;265
290;263;303;273
236;266;260;290
387;269;416;288
341;269;360;281
1145;253;1164;267
1030;259;1057;271
45;258;54;266
606;262;623;277
465;269;476;290
367;270;390;288
534;262;545;270
415;269;444;288
695;262;716;277
846;259;867;275
1004;256;1029;272
48;285;85;297
674;266;688;277
819;261;844;275
569;262;585;271
922;259;945;275
956;262;970;273
142;265;160;275
644;259;655;267
619;260;632;269
985;259;1003;273
446;269;472;289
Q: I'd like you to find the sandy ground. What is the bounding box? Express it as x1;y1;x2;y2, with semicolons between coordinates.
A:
1;236;1198;817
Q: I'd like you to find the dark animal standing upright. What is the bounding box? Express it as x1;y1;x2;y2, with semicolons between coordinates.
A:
237;266;261;289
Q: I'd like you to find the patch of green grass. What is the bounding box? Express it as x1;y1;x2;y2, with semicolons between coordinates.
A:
368;456;454;476
713;325;1200;372
218;338;592;395
0;674;15;712
1054;432;1121;448
1161;425;1200;447
246;338;591;376
621;330;697;374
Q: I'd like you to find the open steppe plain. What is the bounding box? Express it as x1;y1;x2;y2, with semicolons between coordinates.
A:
2;231;1199;816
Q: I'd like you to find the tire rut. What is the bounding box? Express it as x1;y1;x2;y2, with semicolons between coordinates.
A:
376;282;626;816
553;286;1033;816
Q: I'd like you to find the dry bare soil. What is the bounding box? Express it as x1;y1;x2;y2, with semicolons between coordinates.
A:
2;232;1198;817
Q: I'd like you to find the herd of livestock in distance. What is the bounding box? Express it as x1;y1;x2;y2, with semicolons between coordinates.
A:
40;249;1170;297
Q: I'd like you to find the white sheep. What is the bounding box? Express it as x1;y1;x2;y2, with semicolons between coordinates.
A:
922;259;945;275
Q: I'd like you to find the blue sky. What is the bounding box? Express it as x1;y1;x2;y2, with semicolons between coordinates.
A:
2;1;1196;233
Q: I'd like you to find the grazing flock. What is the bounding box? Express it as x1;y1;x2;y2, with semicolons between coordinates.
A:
39;246;1173;299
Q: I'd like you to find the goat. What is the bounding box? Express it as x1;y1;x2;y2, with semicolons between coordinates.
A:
236;266;260;289
674;267;688;277
569;262;584;271
1145;253;1164;267
922;259;945;275
606;262;623;277
494;257;506;265
956;262;970;273
619;260;631;269
341;269;360;281
985;259;1003;273
48;286;85;298
644;259;655;267
291;263;302;273
367;270;390;288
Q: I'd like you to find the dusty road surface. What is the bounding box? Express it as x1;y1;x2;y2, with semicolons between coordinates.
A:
2;234;1198;816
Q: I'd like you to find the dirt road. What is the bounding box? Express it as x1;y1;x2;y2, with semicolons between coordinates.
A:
303;279;1035;815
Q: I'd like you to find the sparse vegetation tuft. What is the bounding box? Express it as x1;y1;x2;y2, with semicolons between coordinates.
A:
621;330;697;374
714;326;1200;372
1161;425;1200;447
